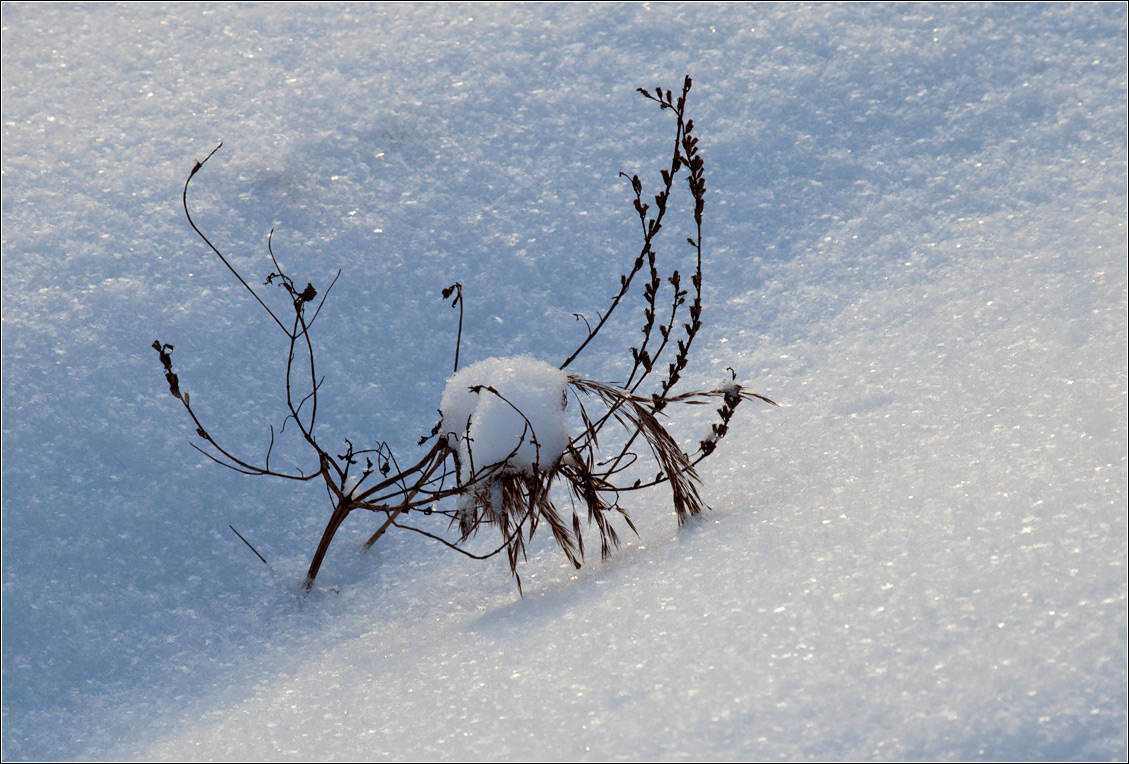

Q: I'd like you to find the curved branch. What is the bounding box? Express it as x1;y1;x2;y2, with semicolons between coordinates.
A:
183;143;290;336
391;519;514;561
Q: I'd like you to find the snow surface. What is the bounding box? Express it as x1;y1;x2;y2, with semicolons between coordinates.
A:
2;2;1126;761
441;355;571;481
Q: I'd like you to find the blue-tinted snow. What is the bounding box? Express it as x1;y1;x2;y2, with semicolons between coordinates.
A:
2;3;1125;760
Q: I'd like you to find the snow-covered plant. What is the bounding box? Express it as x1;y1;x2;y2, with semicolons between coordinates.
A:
154;76;775;592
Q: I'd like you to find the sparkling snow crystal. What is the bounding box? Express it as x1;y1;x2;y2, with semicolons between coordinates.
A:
440;356;571;483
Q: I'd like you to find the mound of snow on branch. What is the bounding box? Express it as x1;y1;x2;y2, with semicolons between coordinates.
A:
440;356;571;483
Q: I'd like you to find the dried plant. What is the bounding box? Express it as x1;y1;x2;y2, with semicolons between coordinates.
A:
154;76;776;592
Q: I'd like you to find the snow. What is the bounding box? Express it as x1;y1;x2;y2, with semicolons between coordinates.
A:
2;3;1126;761
440;355;571;482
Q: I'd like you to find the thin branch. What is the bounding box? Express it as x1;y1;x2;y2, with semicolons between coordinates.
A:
308;270;342;327
183;144;289;336
443;283;464;373
391;520;514;561
230;525;272;570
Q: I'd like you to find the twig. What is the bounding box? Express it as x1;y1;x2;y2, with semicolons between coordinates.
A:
184;144;289;336
230;525;272;570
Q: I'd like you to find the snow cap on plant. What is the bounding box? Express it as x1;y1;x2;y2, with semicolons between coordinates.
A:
440;356;571;484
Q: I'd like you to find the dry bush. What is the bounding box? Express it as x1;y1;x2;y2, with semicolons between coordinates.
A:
154;76;776;592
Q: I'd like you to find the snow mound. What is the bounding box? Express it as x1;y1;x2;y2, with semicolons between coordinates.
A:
440;356;571;481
